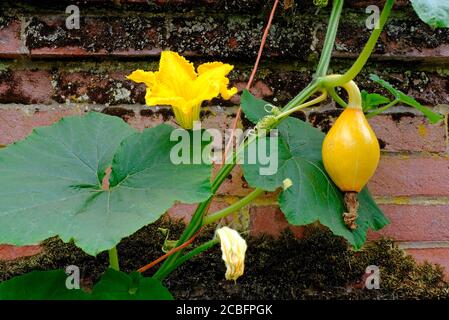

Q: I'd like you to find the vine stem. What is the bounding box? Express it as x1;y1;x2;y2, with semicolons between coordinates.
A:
203;188;265;226
365;98;400;118
137;230;201;273
276;90;327;119
314;0;344;78
154;239;219;280
321;0;395;87
108;247;120;271
328;86;347;108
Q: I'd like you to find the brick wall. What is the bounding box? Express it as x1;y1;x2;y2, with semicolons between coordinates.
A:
1;0;449;275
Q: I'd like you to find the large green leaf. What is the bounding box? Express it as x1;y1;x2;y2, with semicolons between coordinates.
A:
0;270;89;300
370;74;444;124
0;269;173;300
241;93;389;249
240;89;273;123
411;0;449;28
0;112;212;255
92;269;173;300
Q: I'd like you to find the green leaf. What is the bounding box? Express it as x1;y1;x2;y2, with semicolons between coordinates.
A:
92;269;173;300
241;89;273;123
0;112;212;255
0;270;90;300
361;90;390;112
370;74;444;124
240;93;389;249
0;269;173;300
411;0;449;28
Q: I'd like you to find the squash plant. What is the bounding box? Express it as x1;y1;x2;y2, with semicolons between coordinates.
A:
0;0;446;299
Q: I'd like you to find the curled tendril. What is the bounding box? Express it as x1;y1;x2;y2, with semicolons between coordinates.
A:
263;104;282;116
313;0;328;7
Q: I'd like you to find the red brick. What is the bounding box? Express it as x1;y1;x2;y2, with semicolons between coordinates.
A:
369;114;447;153
215;165;252;197
369;155;449;197
0;244;42;261
249;205;304;238
406;248;449;279
0;108;83;145
230;80;274;105
0;70;53;104
368;205;449;242
0;20;25;58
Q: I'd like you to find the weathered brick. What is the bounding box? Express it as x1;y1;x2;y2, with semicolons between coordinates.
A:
369;155;449;197
249;205;304;238
0;19;24;58
354;69;449;106
368;205;449;242
406;248;449;279
0;107;84;145
0;70;54;104
26;16;165;57
334;13;449;61
0;244;42;261
309;111;447;153
54;71;145;105
369;114;447;153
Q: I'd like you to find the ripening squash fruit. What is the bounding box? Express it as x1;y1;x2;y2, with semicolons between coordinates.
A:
322;101;380;193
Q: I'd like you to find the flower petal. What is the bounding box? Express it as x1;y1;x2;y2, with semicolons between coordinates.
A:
126;69;157;87
216;227;247;281
156;51;197;98
196;62;237;101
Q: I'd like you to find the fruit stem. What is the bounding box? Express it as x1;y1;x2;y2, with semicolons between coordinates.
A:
343;192;359;230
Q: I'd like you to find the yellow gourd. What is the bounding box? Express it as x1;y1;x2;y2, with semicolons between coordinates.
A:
322;78;380;230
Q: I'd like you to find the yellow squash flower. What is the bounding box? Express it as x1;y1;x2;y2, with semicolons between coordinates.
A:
127;51;238;129
216;226;248;281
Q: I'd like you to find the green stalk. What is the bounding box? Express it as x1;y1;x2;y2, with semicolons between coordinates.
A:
322;0;394;87
365;98;400;118
282;81;320;113
153;162;236;280
328;87;347;108
315;0;344;78
156;239;219;280
203;188;265;226
108;247;120;271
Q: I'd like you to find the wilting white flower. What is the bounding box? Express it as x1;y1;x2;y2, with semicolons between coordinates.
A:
216;226;248;281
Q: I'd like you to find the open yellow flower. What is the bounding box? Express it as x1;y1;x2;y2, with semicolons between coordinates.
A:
127;51;238;129
216;226;247;281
